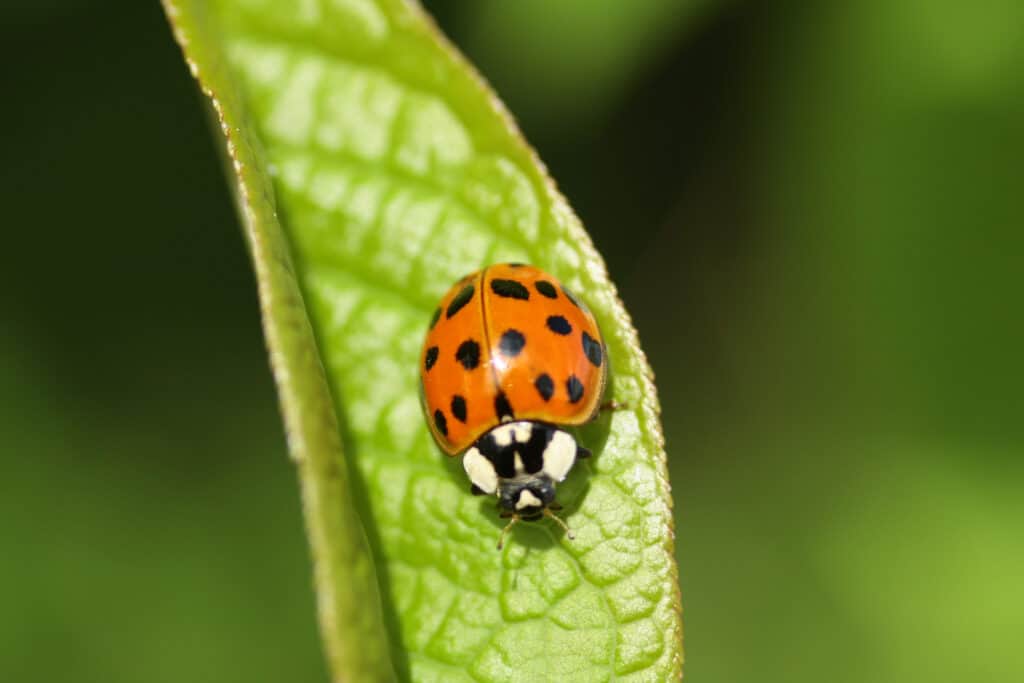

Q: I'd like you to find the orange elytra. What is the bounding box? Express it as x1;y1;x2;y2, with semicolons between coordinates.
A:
420;263;608;547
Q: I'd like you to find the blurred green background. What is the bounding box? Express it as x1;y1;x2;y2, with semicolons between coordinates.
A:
3;1;1022;681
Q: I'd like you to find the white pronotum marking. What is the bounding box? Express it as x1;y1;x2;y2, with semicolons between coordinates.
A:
516;489;543;510
542;430;577;482
463;447;498;494
490;421;533;447
491;425;515;446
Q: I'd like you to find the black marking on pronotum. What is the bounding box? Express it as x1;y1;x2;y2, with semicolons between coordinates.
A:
429;307;441;329
534;373;554;401
521;424;552;474
475;432;514;478
455;339;481;370
446;283;475;318
566;375;584;403
494;391;515;421
546;315;572;335
451;395;467;423
534;280;558;299
475;422;553;478
424;346;439;371
581;331;603;367
434;409;448;437
490;279;530;300
498;329;526;357
561;286;582;309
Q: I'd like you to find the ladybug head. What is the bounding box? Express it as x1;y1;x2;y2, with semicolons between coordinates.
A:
498;477;556;518
463;420;584;548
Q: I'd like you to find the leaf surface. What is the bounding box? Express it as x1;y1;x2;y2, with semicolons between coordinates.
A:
163;1;682;680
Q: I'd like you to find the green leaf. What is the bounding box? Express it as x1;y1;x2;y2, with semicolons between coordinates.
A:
162;1;682;680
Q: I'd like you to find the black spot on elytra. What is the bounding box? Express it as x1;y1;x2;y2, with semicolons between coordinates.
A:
433;409;448;437
535;280;557;299
455;339;481;370
494;391;514;420
534;373;554;402
424;346;439;371
446;283;475;318
429;307;441;329
498;329;526;357
546;315;572;335
561;286;582;309
450;395;467;423
566;375;584;403
582;331;603;367
490;279;530;300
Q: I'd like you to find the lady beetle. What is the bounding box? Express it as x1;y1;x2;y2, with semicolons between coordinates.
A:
420;263;608;548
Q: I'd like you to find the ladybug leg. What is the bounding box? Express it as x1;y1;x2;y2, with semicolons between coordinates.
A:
548;501;563;511
499;509;515;519
543;508;575;541
600;399;627;412
497;516;519;550
576;445;592;459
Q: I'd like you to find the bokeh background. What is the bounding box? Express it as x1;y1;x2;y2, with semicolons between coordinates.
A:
3;1;1022;681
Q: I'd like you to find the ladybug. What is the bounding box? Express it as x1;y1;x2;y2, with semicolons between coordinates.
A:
420;263;608;548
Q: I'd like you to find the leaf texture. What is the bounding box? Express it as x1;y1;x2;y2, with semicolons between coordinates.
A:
163;0;682;680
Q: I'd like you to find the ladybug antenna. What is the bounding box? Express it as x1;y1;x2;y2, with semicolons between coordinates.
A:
544;508;575;541
497;516;519;550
